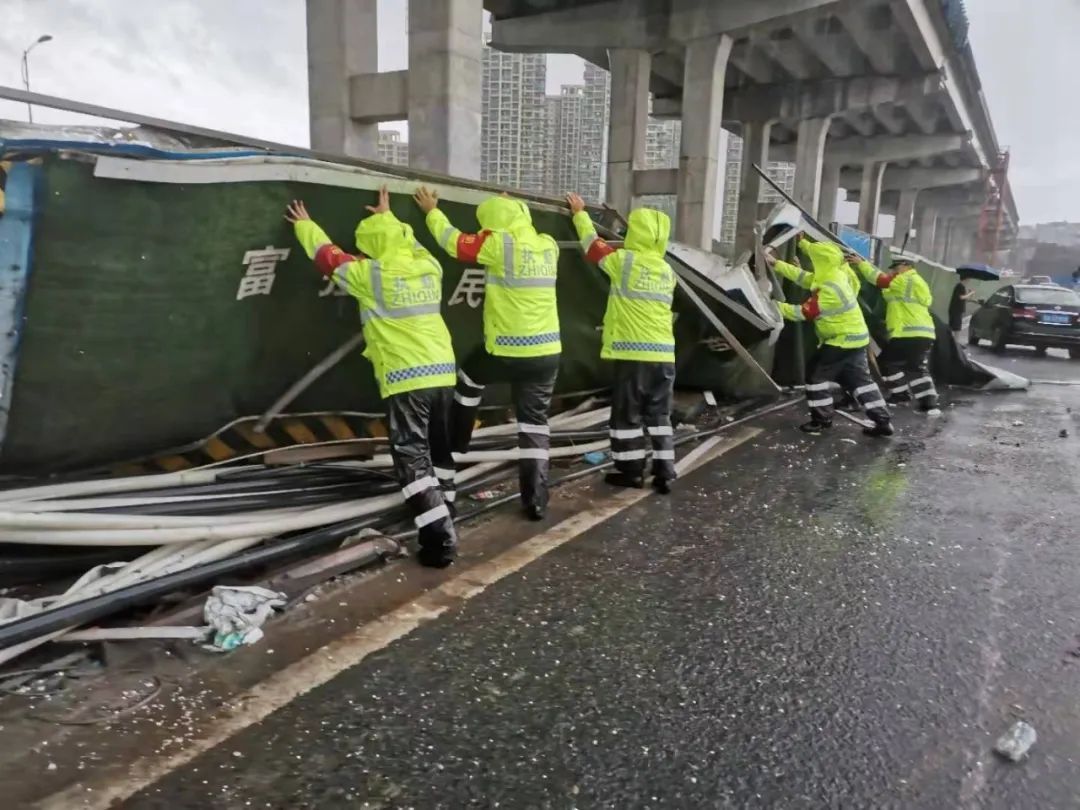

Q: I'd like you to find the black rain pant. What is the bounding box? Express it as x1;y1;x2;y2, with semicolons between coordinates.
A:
609;360;677;482
805;345;891;427
386;387;457;563
451;348;560;512
880;337;939;410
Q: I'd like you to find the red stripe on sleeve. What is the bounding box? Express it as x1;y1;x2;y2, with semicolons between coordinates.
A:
313;244;361;277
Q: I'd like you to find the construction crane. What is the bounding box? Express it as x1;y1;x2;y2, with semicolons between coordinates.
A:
976;149;1010;266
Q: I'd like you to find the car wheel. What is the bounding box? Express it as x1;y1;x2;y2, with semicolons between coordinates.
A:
991;327;1008;354
1035;346;1048;357
1070;348;1080;360
967;325;979;346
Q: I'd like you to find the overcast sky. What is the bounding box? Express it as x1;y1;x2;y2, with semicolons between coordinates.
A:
0;0;1072;225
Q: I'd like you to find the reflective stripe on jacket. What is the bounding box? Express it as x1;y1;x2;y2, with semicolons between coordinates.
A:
425;197;561;358
854;260;936;339
572;208;676;362
294;214;456;398
773;241;870;349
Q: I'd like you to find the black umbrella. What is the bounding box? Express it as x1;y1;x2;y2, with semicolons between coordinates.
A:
957;263;1000;281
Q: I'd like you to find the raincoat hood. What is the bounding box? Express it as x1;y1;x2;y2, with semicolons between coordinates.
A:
623;207;671;254
476;195;534;234
354;211;412;260
798;239;845;273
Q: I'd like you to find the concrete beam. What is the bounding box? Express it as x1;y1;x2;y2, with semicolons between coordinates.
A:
490;0;848;53
891;0;987;167
762;31;821;80
606;49;651;213
408;0;482;177
792;116;831;214
724;71;944;125
489;0;668;52
870;103;907;135
769;132;967;165
915;205;938;256
840;3;902;73
791;16;864;77
651;97;682;119
669;0;846;42
730;37;776;83
676;34;733;249
634;168;678;197
348;70;408;124
892;188;918;248
857;161;887;234
818;160;841;223
734;120;772;253
307;0;379;158
838;166;982;192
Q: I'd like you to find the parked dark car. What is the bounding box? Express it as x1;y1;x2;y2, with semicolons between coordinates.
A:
969;284;1080;357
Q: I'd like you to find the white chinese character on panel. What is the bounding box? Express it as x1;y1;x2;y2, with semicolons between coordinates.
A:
236;246;290;301
318;277;349;298
448;267;486;308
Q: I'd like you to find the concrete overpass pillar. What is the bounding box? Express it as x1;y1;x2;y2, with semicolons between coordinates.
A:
934;217;952;264
407;0;482;177
857;162;887;235
606;49;651;216
734;120;772;254
792;116;831;217
915;206;938;258
818;161;841;226
892;189;919;249
675;35;733;250
306;0;379;158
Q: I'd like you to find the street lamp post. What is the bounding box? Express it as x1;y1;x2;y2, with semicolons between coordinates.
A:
20;34;53;124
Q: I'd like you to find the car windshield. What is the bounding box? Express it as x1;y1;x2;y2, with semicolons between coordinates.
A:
1014;287;1080;307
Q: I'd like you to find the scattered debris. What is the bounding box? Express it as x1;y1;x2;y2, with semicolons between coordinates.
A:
582;451;608;465
203;586;286;651
840;438;858;445
994;721;1037;762
1012;420;1025;427
1060;428;1069;438
469;489;502;501
62;626;206;642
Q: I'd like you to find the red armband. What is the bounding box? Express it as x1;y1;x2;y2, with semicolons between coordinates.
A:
801;294;821;321
876;272;897;290
455;230;492;264
314;244;361;277
585;238;616;264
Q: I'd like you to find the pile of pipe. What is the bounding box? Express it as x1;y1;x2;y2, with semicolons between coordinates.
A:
0;405;611;664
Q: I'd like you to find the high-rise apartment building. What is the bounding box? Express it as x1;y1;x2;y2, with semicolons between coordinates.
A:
718;133;796;252
377;130;408;167
638;118;681;224
480;44;547;193
578;62;611;203
545;86;587;196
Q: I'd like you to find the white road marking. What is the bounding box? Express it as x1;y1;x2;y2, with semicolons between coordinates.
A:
36;427;761;810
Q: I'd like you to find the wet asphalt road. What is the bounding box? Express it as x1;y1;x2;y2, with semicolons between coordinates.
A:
125;346;1080;809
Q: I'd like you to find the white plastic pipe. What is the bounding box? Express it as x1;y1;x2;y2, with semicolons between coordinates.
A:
0;466;263;504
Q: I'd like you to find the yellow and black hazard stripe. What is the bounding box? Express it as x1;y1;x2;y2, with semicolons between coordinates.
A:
109;412;389;476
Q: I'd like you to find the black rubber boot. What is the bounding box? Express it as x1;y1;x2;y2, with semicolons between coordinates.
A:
799;421;831;436
605;471;645;489
862;421;895;438
652;477;672;495
525;503;546;522
417;546;456;569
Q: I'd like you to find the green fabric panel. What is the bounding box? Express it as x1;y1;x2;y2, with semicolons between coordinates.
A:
3;157;770;471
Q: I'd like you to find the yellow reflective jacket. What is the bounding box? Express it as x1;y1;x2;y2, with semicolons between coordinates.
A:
572;208;676;363
294;212;456;399
853;260;936;340
774;241;870;349
426;196;561;358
